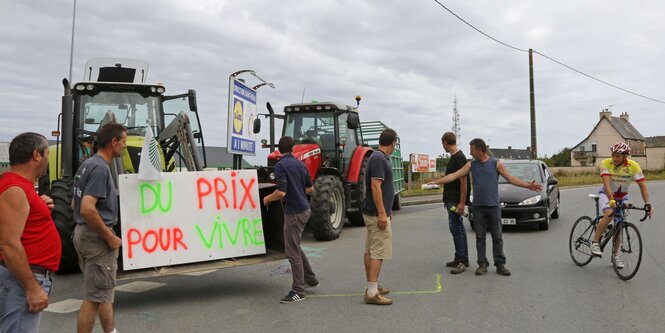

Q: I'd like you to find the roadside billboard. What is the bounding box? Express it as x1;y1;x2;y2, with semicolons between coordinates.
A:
410;153;430;173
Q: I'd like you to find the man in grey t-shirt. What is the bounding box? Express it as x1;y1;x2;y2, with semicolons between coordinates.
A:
72;123;126;333
361;128;397;305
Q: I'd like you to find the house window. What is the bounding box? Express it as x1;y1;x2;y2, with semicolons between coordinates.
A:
591;144;597;152
580;146;585;152
581;161;587;166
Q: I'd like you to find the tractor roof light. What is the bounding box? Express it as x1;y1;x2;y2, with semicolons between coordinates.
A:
75;84;86;91
150;86;157;93
316;106;323;110
156;86;165;93
85;84;95;91
324;105;332;110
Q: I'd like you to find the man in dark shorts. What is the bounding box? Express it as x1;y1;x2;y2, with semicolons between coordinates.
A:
72;123;126;333
362;128;398;305
0;132;61;333
263;136;318;304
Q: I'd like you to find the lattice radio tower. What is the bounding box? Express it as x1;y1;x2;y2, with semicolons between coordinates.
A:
451;95;460;140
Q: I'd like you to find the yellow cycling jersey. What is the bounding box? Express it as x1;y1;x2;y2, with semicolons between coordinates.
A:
599;158;645;200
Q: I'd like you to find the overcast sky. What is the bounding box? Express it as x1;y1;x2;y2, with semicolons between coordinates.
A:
1;0;664;165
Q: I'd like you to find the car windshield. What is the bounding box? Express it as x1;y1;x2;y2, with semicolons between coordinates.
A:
499;163;543;183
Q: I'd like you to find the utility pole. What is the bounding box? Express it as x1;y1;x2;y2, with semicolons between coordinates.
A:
451;95;460;141
529;49;537;159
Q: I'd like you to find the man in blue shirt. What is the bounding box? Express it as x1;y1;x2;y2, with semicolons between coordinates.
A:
263;136;318;303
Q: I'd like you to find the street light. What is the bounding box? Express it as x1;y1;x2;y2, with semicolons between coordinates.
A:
68;0;77;83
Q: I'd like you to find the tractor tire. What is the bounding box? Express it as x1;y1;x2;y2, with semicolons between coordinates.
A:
347;156;368;226
392;193;402;211
50;178;80;274
310;175;345;240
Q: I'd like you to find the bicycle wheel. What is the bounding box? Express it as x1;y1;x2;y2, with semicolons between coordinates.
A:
613;222;642;280
569;216;595;266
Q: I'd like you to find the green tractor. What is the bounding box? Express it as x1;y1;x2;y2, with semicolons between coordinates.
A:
40;58;207;273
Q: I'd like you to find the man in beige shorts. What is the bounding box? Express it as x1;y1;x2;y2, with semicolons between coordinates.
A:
72;123;126;333
361;128;398;305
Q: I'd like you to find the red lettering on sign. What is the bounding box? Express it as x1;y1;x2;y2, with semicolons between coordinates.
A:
214;177;229;209
239;178;257;209
126;227;188;259
197;178;212;209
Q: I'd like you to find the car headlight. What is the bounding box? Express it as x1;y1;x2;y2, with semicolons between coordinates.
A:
518;195;541;206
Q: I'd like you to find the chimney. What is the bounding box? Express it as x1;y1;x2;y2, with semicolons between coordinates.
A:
599;109;612;120
619;112;630;122
508;146;512;150
526;146;531;151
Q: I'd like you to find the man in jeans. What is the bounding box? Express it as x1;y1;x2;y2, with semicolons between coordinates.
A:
429;132;470;274
362;128;398;305
73;123;126;333
263;136;318;303
439;138;542;276
0;132;61;333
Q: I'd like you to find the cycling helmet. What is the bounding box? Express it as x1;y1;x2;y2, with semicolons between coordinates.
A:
610;142;630;155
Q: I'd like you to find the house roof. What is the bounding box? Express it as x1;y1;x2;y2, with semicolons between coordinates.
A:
646;136;665;148
608;117;644;140
489;147;532;160
572;115;645;150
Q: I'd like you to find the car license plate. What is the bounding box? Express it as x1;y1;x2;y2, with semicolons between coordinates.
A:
501;218;517;225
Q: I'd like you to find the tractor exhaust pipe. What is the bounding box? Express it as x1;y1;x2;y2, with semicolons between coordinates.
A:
266;102;276;152
61;78;74;178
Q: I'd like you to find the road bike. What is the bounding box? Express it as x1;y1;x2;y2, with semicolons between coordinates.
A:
568;194;650;280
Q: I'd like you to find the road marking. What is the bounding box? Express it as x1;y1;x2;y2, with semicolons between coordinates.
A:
307;274;442;298
115;281;166;293
179;269;217;276
44;298;82;313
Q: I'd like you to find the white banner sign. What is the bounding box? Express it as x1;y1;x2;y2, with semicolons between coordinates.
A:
118;170;265;270
227;78;257;155
410;154;430;173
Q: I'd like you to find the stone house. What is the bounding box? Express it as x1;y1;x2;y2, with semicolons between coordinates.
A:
570;110;665;169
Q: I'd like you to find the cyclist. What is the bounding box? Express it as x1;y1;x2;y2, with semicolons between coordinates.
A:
590;142;653;267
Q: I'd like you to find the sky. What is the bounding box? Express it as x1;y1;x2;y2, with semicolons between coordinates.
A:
1;0;664;165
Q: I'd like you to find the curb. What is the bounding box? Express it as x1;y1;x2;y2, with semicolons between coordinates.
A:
402;199;442;207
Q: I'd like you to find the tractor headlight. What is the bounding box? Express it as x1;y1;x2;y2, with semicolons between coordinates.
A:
86;84;95;91
157;86;165;93
518;195;541;206
269;172;276;181
75;84;86;91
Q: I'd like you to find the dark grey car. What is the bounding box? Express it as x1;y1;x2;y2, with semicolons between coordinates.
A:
469;160;560;230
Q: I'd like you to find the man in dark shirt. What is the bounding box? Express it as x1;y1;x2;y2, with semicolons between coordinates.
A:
73;123;125;333
263;136;317;304
429;132;470;274
361;128;397;305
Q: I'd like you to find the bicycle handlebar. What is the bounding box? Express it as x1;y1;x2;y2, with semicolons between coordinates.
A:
621;203;651;222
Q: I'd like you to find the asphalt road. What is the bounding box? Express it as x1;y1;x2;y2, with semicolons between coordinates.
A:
41;182;665;332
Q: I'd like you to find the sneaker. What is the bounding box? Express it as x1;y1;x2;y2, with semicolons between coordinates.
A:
445;260;470;268
475;263;488;275
364;289;393;305
614;256;624;269
496;265;511;276
378;285;390;295
304;281;320;288
451;262;466;274
591;241;602;257
280;291;305;304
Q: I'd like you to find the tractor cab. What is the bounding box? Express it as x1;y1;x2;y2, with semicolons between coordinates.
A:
268;102;363;179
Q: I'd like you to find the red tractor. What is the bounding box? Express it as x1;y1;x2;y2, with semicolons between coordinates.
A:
256;99;402;240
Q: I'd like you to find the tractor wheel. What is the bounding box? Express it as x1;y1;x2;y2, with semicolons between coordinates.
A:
347;156;368;226
310;175;345;240
392;193;402;211
50;178;80;274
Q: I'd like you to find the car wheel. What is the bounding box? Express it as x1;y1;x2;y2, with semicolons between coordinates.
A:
538;205;551;230
551;197;560;219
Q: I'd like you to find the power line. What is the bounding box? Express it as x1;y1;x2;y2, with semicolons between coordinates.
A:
432;0;665;105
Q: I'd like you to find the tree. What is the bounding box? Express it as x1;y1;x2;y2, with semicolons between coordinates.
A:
542;147;572;167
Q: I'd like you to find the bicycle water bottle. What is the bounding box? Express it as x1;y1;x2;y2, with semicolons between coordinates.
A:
450;206;469;218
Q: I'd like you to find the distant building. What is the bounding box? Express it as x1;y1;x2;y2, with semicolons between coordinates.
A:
570;110;646;167
646;136;665;170
489;146;532;160
0;142;9;175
